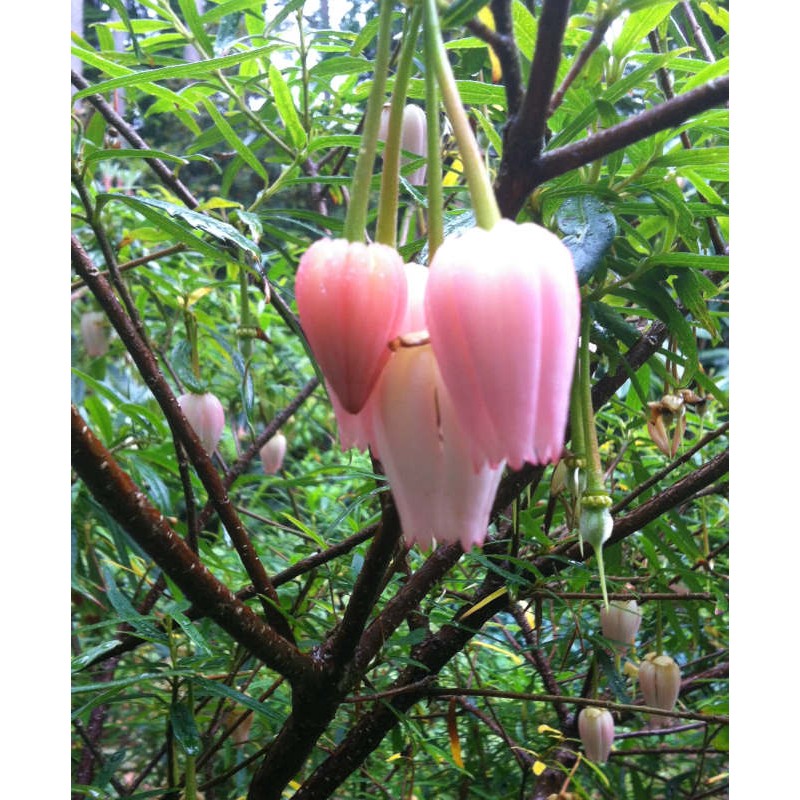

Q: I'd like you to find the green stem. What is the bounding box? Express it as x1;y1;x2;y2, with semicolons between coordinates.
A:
595;542;609;610
239;267;252;360
185;310;200;382
343;0;396;243
376;5;423;247
423;0;500;230
656;603;664;656
580;309;604;492
423;0;444;259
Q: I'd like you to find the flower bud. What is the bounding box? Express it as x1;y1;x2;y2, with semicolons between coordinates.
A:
80;311;109;357
579;500;613;551
177;392;225;454
577;707;614;764
600;600;642;651
639;653;682;725
259;433;287;475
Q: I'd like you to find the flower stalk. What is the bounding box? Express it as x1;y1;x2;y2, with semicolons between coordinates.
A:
422;0;500;231
376;4;423;248
343;0;396;243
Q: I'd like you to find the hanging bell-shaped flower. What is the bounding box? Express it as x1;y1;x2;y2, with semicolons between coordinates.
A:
577;707;614;764
639;653;682;726
295;238;408;414
259;433;287;475
80;311;109;357
370;262;503;550
371;342;504;551
425;219;580;470
177;392;225;454
600;600;642;652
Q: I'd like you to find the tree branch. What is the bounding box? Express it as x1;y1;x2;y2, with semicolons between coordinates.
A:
496;75;729;218
71;405;313;685
72;70;199;209
71;235;293;641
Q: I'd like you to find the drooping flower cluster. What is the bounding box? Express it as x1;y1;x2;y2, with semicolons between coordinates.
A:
296;221;580;550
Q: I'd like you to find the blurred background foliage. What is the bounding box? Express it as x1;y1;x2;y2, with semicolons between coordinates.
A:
71;1;728;798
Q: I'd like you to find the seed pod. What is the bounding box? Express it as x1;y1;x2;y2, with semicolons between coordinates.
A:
578;707;614;764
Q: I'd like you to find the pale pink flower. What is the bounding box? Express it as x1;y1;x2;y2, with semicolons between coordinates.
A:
80;311;109;357
425;219;580;470
370;342;504;551
378;104;428;186
578;707;615;764
600;600;642;651
259;433;287;475
639;654;682;726
295;239;407;414
370;263;504;550
177;392;225;454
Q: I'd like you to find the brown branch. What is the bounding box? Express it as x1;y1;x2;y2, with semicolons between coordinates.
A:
496;75;729;218
71;235;293;641
72;70;199;209
549;11;614;115
612;421;729;515
71;405;313;685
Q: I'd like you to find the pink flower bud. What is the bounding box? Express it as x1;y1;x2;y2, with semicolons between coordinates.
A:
296;239;408;414
177;392;225;454
399;104;427;186
600;600;642;651
377;104;428;186
578;707;614;764
639;654;682;725
80;312;109;357
425;219;580;470
259;433;287;475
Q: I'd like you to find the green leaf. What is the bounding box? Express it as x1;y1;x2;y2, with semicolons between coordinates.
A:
192;676;284;722
71;44;197;111
613;2;678;59
71;639;124;673
269;63;307;149
101;565;167;643
265;0;306;35
85;148;190;167
556;196;617;285
512;0;538;59
442;0;490;29
100;194;262;264
96;194;230;262
310;56;372;79
171;699;202;756
201;98;270;181
178;0;214;54
72;44;278;101
674;270;720;341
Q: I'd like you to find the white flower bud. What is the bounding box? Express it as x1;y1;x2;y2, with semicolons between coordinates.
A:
578;707;614;764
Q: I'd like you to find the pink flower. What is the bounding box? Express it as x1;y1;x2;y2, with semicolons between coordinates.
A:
177;392;225;454
377;103;428;186
371;342;504;550
295;239;408;414
80;312;109;357
578;707;614;764
425;219;580;470
639;654;682;726
600;600;642;651
259;433;287;475
369;263;504;550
